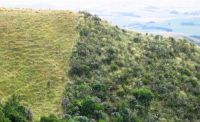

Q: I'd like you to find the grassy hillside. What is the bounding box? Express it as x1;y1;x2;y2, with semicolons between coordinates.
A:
0;9;78;120
63;12;200;122
0;9;200;122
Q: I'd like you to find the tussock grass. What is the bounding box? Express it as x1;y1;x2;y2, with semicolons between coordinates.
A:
0;9;78;120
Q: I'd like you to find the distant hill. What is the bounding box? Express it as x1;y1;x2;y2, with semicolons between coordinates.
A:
191;35;200;39
0;9;200;122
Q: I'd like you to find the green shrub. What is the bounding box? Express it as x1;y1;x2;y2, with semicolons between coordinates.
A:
40;114;66;122
73;116;90;122
133;37;141;43
92;82;106;92
80;97;104;118
111;64;118;71
0;110;10;122
115;103;138;122
186;77;198;87
3;96;32;122
197;95;200;102
70;64;91;77
132;88;154;106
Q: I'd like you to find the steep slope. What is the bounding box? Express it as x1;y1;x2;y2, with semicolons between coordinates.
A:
0;9;78;120
1;9;200;122
63;12;200;122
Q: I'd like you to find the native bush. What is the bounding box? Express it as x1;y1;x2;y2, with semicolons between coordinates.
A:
132;88;154;106
0;96;32;122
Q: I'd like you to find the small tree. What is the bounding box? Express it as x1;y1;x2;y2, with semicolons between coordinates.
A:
80;97;104;119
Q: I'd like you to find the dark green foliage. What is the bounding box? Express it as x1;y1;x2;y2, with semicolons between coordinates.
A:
63;12;200;122
91;82;107;100
0;96;32;122
110;64;119;71
132;88;154;106
40;115;66;122
92;82;106;92
40;114;92;122
80;28;90;37
79;97;104;117
70;64;91;77
72;116;90;122
133;37;141;43
0;110;11;122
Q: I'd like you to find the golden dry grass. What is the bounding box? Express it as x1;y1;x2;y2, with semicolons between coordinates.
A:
0;9;78;120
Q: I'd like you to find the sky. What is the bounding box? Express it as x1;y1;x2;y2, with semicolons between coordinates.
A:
0;0;199;10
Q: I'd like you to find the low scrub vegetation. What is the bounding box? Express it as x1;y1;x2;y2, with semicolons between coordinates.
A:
61;12;200;122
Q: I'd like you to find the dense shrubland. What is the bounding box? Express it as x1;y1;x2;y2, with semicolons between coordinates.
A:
60;12;200;122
